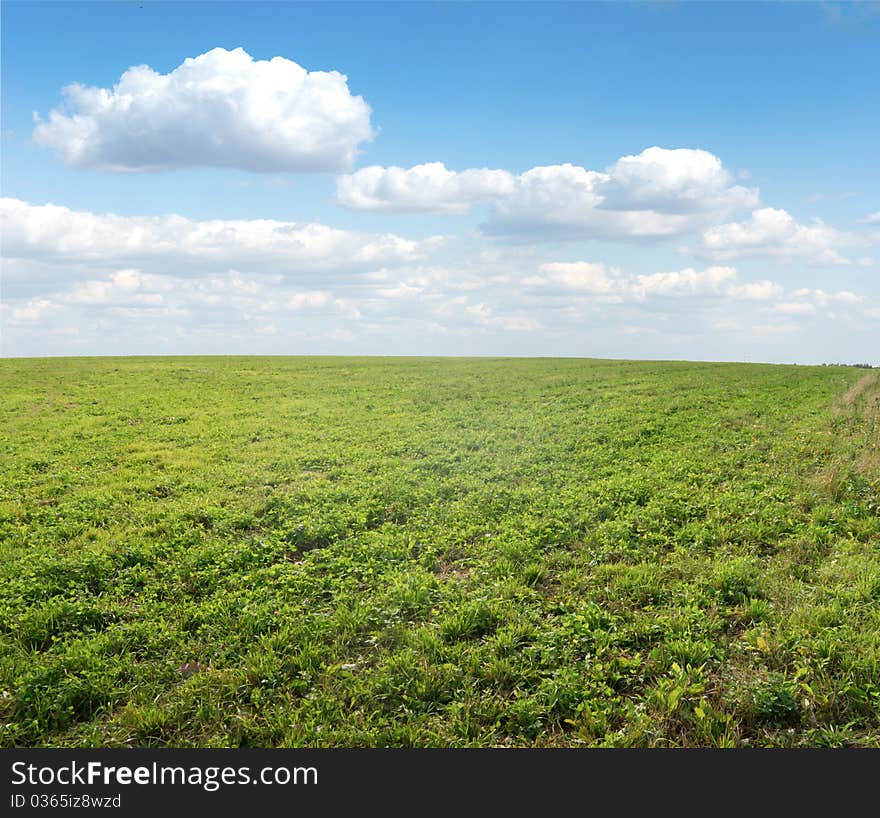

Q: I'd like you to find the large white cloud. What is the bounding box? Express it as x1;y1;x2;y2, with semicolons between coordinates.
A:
336;147;758;240
698;207;851;265
32;47;373;172
0;198;437;274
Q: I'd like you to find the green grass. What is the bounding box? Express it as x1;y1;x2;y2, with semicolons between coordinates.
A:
1;356;878;747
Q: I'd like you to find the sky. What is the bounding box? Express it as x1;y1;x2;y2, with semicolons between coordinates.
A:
1;0;878;362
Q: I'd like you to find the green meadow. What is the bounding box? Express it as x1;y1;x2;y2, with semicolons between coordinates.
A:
1;356;878;747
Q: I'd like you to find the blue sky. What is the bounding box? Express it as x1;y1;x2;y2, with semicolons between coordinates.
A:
2;1;878;361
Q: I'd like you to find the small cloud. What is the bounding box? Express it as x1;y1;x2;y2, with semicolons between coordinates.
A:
773;302;816;315
698;207;852;265
10;298;60;322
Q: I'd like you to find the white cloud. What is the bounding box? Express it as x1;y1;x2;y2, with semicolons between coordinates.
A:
66;269;166;305
523;261;621;294
522;262;779;303
0;198;435;274
725;280;785;300
6;268;351;329
598;147;757;215
32;47;373;173
337;147;758;240
773;302;817;315
285;291;331;310
630;266;738;298
859;212;880;226
698;207;851;265
10;298;59;322
337;163;515;213
465;302;539;331
791;288;862;306
489;149;757;241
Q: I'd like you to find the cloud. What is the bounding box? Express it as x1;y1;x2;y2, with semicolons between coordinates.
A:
66;269;166;305
630;266;739;299
337;162;515;213
522;262;781;303
597;147;757;215
859;212;880;226
773;302;817;315
337;147;758;240
522;261;621;295
726;280;785;300
4;267;349;328
465;302;539;331
487;163;695;241
0;198;436;275
10;298;59;322
698;207;852;265
32;47;373;173
791;288;862;306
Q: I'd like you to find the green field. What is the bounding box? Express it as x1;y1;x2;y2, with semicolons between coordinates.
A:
1;357;878;747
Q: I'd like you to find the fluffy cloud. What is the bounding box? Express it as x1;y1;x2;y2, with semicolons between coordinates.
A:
486;147;758;240
598;147;756;214
629;266;739;299
32;47;373;172
337;147;758;241
522;261;620;295
4;268;346;326
0;198;436;274
699;208;851;265
791;288;862;306
859;212;880;226
337;163;515;212
67;269;166;306
773;302;817;315
10;298;59;322
726;280;785;300
521;262;780;303
465;302;539;331
486;163;699;240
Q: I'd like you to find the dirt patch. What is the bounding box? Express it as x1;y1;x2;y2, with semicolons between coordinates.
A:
819;374;880;492
435;560;473;582
839;373;879;406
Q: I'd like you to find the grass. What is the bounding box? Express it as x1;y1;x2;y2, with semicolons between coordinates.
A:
1;356;878;748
